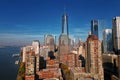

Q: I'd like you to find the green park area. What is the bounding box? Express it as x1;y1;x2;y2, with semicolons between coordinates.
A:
60;63;72;80
16;62;25;80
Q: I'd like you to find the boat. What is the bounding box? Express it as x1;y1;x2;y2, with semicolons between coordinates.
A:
12;54;20;57
15;60;19;64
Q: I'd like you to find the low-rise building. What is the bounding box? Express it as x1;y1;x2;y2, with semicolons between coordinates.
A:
60;53;77;68
43;78;60;80
25;75;35;80
70;67;92;80
102;53;119;79
36;68;62;79
46;59;59;69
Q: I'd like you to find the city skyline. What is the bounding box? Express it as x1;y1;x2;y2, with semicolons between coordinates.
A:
0;0;120;46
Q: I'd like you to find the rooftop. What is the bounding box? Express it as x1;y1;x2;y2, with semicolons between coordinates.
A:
70;67;86;73
87;35;99;41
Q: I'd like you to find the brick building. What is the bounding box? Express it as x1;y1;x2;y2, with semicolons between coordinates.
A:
36;68;62;79
25;75;35;80
46;59;59;69
70;67;92;80
25;50;35;75
86;34;104;80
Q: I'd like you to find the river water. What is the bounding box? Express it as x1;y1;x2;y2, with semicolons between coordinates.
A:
0;47;20;80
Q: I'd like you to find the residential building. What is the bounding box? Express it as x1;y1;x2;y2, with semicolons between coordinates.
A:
22;47;26;62
46;59;59;69
36;68;62;79
102;54;118;80
118;55;120;79
86;34;104;80
35;54;40;72
25;50;35;75
43;78;60;80
25;75;35;80
32;40;40;72
70;67;92;80
22;46;33;62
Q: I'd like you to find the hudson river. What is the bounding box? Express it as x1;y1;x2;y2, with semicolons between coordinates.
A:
0;47;20;80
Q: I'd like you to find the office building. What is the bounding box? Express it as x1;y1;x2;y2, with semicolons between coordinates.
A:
62;11;69;36
91;20;99;38
112;17;120;54
40;46;49;60
45;34;55;51
59;34;69;54
59;34;69;64
59;11;70;64
103;29;113;53
32;40;40;54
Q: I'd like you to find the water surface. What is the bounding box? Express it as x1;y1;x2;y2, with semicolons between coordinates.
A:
0;47;20;80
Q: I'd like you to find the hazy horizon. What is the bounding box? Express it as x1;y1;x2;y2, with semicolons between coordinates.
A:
0;0;120;46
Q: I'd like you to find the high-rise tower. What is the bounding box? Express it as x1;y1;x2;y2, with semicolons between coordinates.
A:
103;29;113;53
112;17;120;54
62;11;69;36
59;10;70;65
45;34;55;51
91;20;99;38
86;34;104;80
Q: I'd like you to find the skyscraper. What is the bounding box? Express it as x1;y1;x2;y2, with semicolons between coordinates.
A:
112;17;120;54
103;29;113;53
62;12;69;36
32;40;40;54
25;49;35;75
32;40;40;72
59;11;70;64
45;34;55;51
91;20;99;38
59;34;69;55
86;35;104;80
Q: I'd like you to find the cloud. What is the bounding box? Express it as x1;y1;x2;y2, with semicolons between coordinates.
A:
0;33;44;39
0;33;45;46
69;25;90;41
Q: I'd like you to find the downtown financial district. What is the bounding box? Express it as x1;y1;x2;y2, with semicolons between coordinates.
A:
17;12;120;80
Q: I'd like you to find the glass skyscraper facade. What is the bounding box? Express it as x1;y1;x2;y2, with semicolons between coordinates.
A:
103;29;113;53
91;20;99;38
62;12;69;36
112;17;120;54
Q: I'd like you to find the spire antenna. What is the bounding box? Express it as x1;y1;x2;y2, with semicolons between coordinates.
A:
62;6;69;36
64;7;66;14
64;4;67;14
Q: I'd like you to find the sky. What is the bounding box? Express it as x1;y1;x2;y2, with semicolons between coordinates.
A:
0;0;120;47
